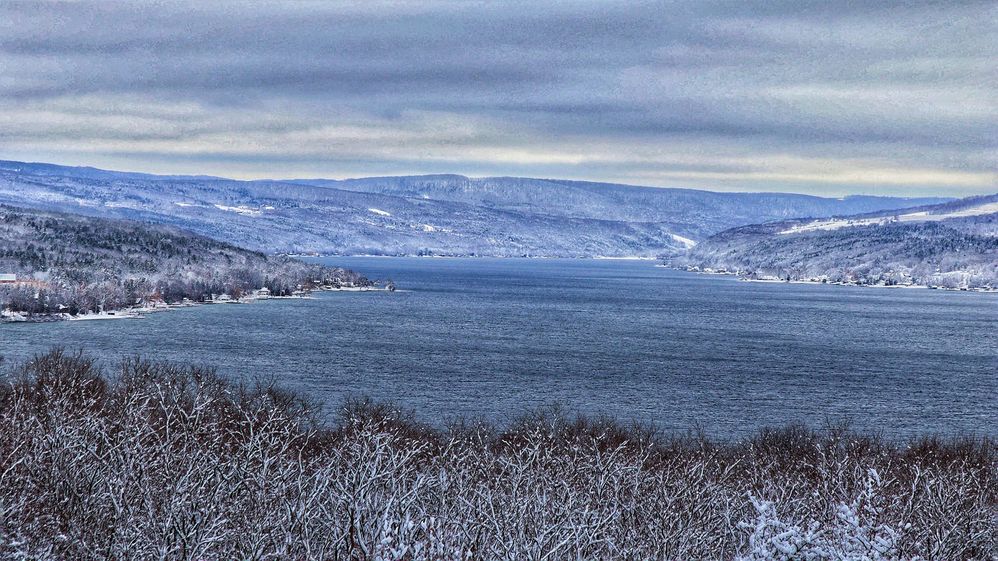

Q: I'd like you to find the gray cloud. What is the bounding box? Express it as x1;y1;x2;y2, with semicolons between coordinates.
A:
0;0;994;195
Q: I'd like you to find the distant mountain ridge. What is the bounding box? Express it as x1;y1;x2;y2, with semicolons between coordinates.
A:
290;175;949;235
683;194;998;289
0;159;951;257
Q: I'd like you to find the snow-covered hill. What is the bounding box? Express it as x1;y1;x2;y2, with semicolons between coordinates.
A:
0;204;370;318
684;195;998;289
0;160;949;257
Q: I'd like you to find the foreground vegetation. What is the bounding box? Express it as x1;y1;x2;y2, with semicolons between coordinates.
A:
0;205;371;318
0;351;993;560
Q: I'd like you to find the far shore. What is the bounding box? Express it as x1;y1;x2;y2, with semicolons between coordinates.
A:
293;253;665;260
666;265;997;293
303;254;997;293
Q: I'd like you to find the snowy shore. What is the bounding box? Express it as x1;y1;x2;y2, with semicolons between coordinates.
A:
1;284;393;324
665;266;997;293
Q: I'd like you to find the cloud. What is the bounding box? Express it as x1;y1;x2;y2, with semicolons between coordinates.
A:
0;0;994;196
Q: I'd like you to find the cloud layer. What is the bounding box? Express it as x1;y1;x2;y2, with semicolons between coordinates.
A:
1;0;995;195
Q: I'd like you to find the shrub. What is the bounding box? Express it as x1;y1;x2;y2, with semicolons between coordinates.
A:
0;351;993;560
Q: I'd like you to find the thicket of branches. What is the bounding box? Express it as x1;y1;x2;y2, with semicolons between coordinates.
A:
0;205;370;315
0;351;993;560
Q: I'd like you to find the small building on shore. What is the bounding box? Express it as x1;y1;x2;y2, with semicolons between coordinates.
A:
0;274;16;284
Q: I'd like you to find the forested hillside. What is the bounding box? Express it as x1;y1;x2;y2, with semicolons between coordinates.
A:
0;205;369;317
0;160;947;257
684;195;998;289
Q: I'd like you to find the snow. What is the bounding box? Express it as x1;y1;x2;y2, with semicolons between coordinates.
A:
421;224;437;232
0;160;956;258
214;204;262;217
67;311;143;321
0;310;28;322
780;202;998;234
737;470;905;561
593;256;656;260
670;233;697;248
3;284;393;324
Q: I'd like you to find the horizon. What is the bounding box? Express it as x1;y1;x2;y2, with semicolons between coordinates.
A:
2;156;984;201
1;1;995;198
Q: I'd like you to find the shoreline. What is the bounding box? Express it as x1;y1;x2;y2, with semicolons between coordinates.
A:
666;266;997;293
295;253;665;260
1;284;394;324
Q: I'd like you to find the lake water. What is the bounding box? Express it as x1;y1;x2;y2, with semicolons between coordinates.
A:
1;258;995;438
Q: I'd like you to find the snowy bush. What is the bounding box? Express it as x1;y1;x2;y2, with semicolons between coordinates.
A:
0;351;993;560
738;470;922;561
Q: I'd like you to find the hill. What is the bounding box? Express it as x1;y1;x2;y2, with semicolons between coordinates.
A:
683;195;998;289
0;160;948;257
0;205;369;318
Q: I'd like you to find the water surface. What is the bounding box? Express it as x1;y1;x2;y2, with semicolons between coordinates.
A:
2;258;994;438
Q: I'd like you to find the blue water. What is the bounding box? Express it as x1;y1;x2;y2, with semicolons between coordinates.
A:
1;258;995;438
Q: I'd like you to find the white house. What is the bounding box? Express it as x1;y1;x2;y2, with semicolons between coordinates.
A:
0;274;16;283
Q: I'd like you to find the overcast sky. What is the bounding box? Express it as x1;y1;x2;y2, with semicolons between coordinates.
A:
1;1;995;196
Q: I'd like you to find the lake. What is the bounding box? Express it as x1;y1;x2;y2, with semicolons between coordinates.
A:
1;257;995;438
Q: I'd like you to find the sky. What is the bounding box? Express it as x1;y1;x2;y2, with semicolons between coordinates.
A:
0;1;995;196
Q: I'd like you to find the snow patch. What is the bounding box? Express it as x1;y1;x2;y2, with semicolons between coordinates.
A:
670;233;697;248
67;311;143;321
368;208;392;217
214;204;261;217
104;201;137;209
780;202;998;235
